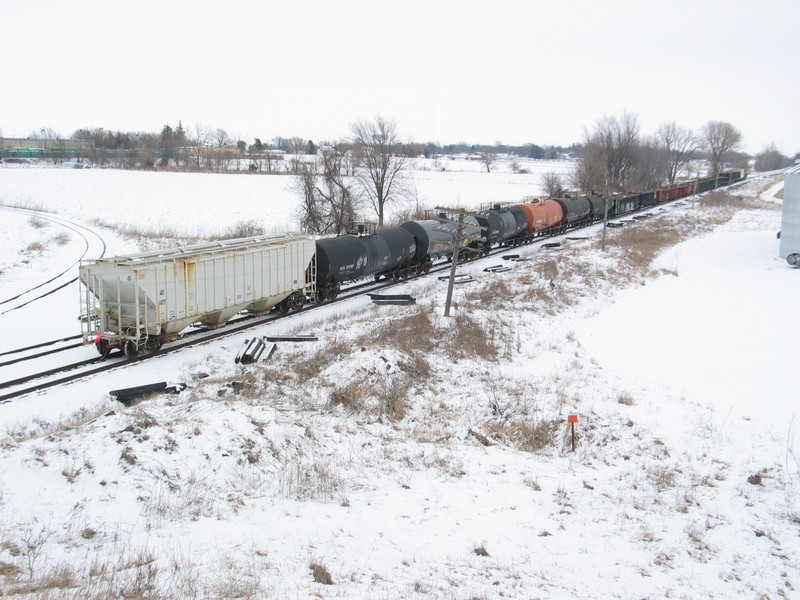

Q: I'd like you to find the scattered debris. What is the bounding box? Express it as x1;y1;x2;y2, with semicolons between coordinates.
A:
368;293;416;305
235;337;276;365
264;335;318;342
483;265;511;273
438;274;474;283
109;382;187;406
543;242;562;249
501;254;520;260
606;221;625;228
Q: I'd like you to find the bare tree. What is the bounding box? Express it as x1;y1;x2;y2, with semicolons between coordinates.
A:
656;122;697;184
480;148;497;173
754;143;790;172
574;111;641;192
293;161;327;233
701;121;742;176
541;171;566;197
188;124;209;170
350;116;407;227
293;145;361;235
629;137;669;191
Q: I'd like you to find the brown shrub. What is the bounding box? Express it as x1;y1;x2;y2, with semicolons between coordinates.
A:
376;377;410;421
485;419;559;452
293;338;351;383
700;191;738;207
356;306;435;354
397;353;432;381
444;314;497;361
327;381;367;411
310;561;334;585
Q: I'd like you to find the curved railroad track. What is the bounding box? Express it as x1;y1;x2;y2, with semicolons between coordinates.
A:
0;206;107;314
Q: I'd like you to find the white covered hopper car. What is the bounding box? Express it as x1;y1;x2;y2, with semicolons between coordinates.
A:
80;233;316;358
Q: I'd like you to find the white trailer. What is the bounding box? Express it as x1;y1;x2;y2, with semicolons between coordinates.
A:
80;233;316;358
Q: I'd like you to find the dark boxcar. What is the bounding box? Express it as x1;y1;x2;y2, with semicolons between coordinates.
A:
552;196;592;228
639;190;658;207
613;193;640;215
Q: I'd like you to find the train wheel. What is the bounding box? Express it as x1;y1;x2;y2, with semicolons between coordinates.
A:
144;336;163;354
316;290;327;304
279;297;291;314
95;339;111;359
290;292;305;311
123;340;139;360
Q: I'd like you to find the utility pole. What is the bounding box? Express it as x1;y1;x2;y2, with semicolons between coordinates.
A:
601;182;610;251
433;207;486;317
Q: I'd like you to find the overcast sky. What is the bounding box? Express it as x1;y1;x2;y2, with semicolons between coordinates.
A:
3;0;798;154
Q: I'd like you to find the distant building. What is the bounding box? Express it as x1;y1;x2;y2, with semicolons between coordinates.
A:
780;164;800;260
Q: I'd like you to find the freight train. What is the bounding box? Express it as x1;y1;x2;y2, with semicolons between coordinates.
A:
80;169;745;358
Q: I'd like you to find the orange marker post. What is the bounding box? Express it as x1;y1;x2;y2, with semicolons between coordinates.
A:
567;415;578;451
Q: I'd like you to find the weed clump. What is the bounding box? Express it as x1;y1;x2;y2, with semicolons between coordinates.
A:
310;561;334;584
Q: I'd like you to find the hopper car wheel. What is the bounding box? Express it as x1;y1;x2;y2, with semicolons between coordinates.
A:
144;337;163;354
290;292;305;311
279;298;291;315
316;290;328;304
123;340;139;360
95;339;111;359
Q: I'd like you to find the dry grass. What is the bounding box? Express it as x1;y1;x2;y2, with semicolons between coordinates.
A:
484;419;559;452
700;190;739;208
355;306;434;354
617;393;636;406
52;231;70;246
327;381;368;411
27;215;47;229
309;561;334;585
605;220;685;269
444;314;497;361
286;337;350;385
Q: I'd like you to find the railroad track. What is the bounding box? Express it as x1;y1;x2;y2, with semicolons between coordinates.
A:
0;269;440;402
0;206;107;314
0;187;724;404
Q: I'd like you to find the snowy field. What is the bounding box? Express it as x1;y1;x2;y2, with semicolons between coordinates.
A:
0;158;572;236
0;166;797;599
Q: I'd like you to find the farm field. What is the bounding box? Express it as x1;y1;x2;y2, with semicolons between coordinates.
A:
0;165;797;599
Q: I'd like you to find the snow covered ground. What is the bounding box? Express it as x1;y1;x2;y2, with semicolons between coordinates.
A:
0;158;572;236
0;166;797;599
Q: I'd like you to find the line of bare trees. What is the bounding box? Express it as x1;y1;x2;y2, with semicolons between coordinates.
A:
568;112;749;195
